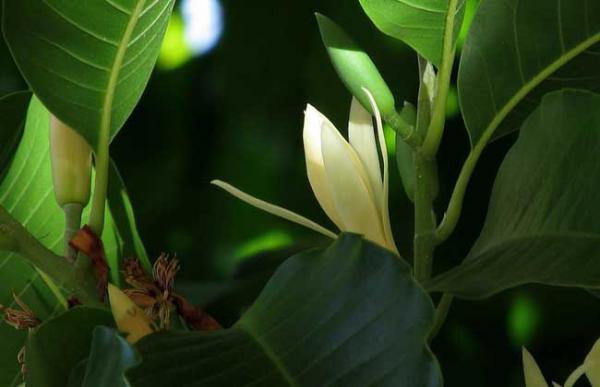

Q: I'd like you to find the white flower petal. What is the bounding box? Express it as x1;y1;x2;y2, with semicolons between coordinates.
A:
319;121;387;248
348;97;383;212
363;88;398;254
303;105;344;229
211;180;337;239
585;338;600;386
522;348;549;387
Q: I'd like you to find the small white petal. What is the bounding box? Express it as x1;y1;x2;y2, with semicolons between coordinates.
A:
320;121;387;248
303;105;344;229
585;338;600;386
362;88;398;254
423;62;437;105
522;348;549;387
211;180;337;239
348;97;383;212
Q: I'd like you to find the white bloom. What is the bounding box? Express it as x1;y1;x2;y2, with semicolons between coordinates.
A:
522;348;549;387
212;89;398;254
522;338;600;387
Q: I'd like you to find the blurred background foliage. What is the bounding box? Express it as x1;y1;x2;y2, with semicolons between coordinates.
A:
0;0;598;385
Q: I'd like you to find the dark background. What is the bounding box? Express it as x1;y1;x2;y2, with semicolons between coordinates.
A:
1;0;598;385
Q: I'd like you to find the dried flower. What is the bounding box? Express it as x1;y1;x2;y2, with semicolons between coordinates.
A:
69;225;109;301
0;292;40;330
0;293;40;379
123;255;220;331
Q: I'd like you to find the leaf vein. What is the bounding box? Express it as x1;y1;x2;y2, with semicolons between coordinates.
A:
105;0;133;15
40;0;119;47
30;32;111;72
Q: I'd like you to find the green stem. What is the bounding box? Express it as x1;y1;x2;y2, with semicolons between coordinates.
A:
0;206;99;306
435;32;600;243
386;109;417;147
63;203;83;261
422;0;460;157
435;139;486;242
413;151;437;282
429;293;454;340
88;138;109;236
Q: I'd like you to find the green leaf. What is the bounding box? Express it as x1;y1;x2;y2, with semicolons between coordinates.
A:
0;96;120;386
107;159;151;271
0;91;30;177
428;90;600;298
2;0;176;148
0;95;70;387
459;0;600;148
25;307;114;387
358;0;465;66
67;326;139;387
128;235;441;387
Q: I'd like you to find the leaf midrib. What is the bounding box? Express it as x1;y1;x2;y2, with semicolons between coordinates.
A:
238;326;300;387
470;32;600;149
470;230;600;262
101;0;148;139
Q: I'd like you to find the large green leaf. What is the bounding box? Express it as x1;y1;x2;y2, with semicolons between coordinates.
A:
129;235;441;387
68;326;139;387
0;91;29;177
428;90;600;298
459;0;600;148
25;307;114;387
0;97;120;386
358;0;465;66
107;159;151;271
2;0;176;148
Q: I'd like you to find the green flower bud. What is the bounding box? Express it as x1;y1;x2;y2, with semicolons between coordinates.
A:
50;115;92;207
49;115;92;259
316;13;410;140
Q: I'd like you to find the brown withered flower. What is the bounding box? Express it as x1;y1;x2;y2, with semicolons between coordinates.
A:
123;254;179;329
123;254;220;331
0;292;40;330
0;293;41;378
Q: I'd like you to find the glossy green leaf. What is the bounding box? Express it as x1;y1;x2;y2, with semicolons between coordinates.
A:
107;159;151;271
0;97;120;386
68;326;139;387
0;91;30;177
358;0;465;66
3;0;176;148
25;307;114;387
459;0;600;148
129;234;441;387
428;90;600;298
